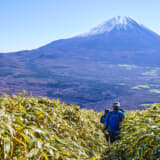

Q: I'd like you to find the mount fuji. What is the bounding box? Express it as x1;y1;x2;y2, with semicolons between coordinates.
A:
5;16;160;66
20;15;160;66
80;16;156;35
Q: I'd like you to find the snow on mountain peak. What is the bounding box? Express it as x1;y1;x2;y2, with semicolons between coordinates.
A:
114;16;131;25
79;16;142;37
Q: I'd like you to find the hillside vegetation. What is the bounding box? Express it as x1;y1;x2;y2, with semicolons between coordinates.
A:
0;92;106;160
0;92;160;159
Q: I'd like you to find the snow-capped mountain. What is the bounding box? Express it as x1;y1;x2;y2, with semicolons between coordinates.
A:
38;16;160;54
5;16;160;65
78;16;159;39
80;16;142;36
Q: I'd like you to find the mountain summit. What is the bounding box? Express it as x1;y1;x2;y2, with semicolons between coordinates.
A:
81;16;142;36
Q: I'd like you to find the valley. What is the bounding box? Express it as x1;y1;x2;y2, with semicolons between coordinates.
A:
1;59;160;111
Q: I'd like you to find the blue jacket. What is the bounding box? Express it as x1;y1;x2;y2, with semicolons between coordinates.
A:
104;110;125;134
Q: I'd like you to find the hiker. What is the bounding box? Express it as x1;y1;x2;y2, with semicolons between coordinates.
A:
104;101;125;143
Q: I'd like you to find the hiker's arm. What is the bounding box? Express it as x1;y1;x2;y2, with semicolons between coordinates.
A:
121;112;125;119
103;118;108;132
104;113;109;127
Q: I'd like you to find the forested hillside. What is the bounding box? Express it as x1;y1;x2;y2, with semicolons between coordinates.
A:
0;92;159;159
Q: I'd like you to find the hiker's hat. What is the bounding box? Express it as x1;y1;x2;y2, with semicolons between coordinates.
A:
112;101;120;108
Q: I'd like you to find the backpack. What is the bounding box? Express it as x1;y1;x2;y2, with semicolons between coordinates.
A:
100;109;110;123
100;115;105;123
106;111;123;133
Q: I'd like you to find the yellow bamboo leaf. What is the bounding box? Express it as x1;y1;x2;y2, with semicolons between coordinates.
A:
14;137;28;154
42;151;48;160
20;133;29;143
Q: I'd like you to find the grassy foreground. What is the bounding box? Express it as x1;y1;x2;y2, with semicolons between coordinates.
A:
0;92;106;160
0;92;160;159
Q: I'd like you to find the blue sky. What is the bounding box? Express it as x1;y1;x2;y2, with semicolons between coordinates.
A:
1;0;160;52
